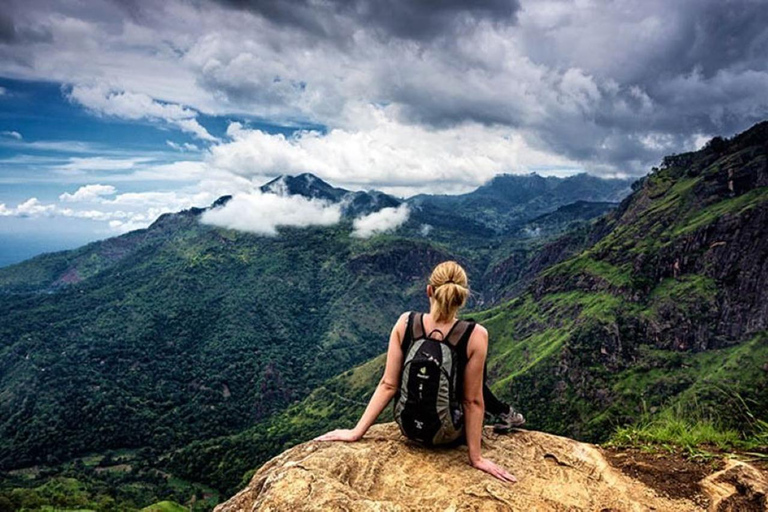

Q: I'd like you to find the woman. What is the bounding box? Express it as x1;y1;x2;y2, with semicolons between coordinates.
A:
315;261;522;483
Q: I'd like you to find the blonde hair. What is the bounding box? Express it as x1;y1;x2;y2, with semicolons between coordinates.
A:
428;261;470;323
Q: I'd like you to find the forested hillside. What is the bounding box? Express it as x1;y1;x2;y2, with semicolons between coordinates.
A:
166;122;768;497
0;172;629;510
3;119;766;509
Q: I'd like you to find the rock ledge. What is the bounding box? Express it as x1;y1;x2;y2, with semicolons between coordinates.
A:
215;423;767;511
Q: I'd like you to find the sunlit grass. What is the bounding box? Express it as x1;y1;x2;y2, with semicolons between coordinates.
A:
607;396;768;460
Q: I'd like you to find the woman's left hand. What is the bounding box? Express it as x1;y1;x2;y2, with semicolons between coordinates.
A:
313;429;362;442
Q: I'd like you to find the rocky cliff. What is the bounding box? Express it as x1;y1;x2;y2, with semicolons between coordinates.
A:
214;423;767;511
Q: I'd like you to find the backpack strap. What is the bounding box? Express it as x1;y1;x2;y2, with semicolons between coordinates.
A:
454;318;477;400
401;311;417;357
413;312;426;341
446;318;475;347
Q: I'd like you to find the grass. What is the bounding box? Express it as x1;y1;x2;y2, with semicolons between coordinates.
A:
672;186;768;237
539;255;634;289
491;327;571;388
608;396;768;460
141;501;189;512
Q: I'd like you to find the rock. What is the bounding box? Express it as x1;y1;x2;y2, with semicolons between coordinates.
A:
699;459;768;512
214;423;767;511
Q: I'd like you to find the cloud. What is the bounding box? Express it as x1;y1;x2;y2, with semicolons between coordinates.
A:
59;184;117;202
208;109;585;195
211;0;521;42
67;84;217;141
351;203;409;238
0;0;767;182
54;156;153;174
199;191;342;235
2;187;222;233
166;140;200;152
1;130;22;139
0;198;57;217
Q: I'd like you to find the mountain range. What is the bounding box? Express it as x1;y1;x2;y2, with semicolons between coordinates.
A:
166;123;768;498
1;123;766;511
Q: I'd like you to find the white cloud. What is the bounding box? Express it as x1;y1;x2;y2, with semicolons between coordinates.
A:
14;198;57;217
0;0;765;190
1;130;22;140
208;108;583;195
199;191;342;235
55;157;152;173
351;203;410;238
2;188;222;233
68;84;217;141
59;184;117;202
166;140;200;152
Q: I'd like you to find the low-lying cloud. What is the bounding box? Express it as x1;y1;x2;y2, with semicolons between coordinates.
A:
199;191;342;235
351;203;410;238
1;186;218;233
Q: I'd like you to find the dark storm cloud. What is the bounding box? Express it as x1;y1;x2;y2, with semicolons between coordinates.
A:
1;0;767;178
213;0;521;41
0;13;15;43
641;1;768;82
380;0;768;173
0;10;52;45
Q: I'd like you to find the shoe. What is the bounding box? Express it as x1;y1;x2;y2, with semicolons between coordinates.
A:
493;406;526;433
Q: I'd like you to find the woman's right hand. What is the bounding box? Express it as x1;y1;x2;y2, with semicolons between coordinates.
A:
313;428;362;442
471;457;518;483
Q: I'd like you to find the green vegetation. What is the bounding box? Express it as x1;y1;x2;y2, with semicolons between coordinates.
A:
672;185;768;236
142;500;189;512
3;123;768;509
0;450;215;511
609;398;768;459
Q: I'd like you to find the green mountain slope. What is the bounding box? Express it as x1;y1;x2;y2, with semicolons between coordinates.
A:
0;172;625;476
166;123;768;496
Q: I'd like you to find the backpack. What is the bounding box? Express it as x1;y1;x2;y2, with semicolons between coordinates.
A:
393;311;476;446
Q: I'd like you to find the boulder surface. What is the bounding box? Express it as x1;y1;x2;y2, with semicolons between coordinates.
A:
215;423;767;511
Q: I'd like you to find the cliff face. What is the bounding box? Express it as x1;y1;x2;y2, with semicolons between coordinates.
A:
215;423;766;512
481;123;768;440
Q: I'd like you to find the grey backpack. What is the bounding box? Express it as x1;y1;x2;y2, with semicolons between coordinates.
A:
393;311;476;445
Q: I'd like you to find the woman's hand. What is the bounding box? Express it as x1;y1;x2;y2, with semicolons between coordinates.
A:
313;428;362;442
471;457;518;483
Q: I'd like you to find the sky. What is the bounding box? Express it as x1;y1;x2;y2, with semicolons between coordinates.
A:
1;0;767;266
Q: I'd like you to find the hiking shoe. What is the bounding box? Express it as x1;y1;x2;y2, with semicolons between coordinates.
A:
493;406;526;433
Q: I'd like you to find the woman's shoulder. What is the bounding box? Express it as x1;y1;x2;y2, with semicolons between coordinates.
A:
394;311;412;331
467;321;488;342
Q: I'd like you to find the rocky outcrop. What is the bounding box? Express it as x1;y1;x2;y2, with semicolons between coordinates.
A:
214;423;767;511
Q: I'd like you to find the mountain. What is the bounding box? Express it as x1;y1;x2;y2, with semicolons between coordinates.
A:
408;172;632;233
163;122;768;498
0;169;633;509
3;119;766;510
258;173;402;218
259;173;350;202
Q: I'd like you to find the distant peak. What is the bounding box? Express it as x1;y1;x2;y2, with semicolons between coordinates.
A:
259;173;349;202
210;195;233;208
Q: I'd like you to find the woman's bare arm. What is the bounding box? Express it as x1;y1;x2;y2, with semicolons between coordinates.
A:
314;312;407;442
463;325;517;483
